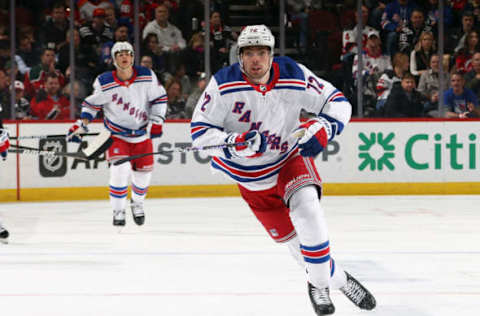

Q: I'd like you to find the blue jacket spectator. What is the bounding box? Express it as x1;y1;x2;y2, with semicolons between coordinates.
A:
443;72;479;118
381;0;417;32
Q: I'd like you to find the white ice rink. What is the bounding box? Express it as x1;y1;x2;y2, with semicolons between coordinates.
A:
0;195;479;316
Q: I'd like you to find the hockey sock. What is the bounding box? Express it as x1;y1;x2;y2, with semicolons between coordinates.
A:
289;185;330;288
131;171;152;202
286;236;347;289
109;162;131;211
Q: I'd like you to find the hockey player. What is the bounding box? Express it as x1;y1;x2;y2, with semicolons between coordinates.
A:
67;41;167;226
0;121;10;242
190;25;376;315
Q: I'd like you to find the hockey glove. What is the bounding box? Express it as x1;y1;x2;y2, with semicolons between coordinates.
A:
0;129;10;161
296;116;333;157
225;130;267;158
67;119;88;143
149;115;164;139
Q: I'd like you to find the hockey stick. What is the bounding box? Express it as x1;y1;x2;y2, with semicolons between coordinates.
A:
8;144;88;160
10;132;100;140
112;140;252;166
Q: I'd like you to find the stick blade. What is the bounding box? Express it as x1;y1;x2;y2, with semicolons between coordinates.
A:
82;130;113;159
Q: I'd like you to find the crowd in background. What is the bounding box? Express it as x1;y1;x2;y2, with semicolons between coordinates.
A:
0;0;479;121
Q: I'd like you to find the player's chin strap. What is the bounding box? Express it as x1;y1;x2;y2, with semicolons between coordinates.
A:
112;140;253;166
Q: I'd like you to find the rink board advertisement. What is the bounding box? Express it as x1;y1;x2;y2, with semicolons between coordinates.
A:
1;120;480;201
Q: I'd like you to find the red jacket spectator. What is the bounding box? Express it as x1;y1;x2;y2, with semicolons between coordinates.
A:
24;48;66;99
30;73;70;119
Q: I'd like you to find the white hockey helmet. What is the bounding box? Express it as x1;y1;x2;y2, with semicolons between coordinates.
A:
111;41;134;69
237;25;275;70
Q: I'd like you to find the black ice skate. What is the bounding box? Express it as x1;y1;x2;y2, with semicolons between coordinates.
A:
113;209;126;226
340;271;376;310
0;227;9;243
130;199;145;226
308;282;335;315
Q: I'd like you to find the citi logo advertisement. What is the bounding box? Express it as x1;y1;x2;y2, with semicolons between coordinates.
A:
358;132;479;171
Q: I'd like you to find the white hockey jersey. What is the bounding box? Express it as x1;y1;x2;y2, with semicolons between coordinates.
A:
191;56;351;191
80;66;167;143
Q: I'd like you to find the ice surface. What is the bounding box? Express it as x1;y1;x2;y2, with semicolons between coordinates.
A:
0;195;479;316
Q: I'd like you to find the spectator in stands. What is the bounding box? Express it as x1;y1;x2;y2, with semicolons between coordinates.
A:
140;55;153;70
398;9;432;55
58;29;97;88
79;8;114;62
410;31;436;78
381;0;417;56
30;72;70;120
384;72;427;117
367;1;387;30
449;11;475;54
425;0;453;29
5;60;24;83
16;30;38;70
352;30;392;116
100;24;130;71
287;0;310;55
182;32;205;80
0;40;9;70
465;51;480;99
451;0;469;26
418;54;450;114
62;80;86;117
142;4;186;55
0;69;10;119
11;81;32;120
38;1;68;52
141;33;167;75
104;6;118;29
454;30;480;74
163;61;192;97
185;72;207;118
176;0;204;41
209;11;236;73
23;47;66;100
165;78;187;119
376;52;410;115
341;5;378;62
466;0;480;26
78;0;111;23
442;71;478;118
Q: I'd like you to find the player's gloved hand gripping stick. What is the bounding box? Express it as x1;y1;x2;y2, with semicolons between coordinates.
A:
294;114;344;157
224;130;267;158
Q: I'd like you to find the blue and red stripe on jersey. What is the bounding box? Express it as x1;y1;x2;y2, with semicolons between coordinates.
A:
190;121;224;140
300;240;331;264
218;81;253;95
211;146;299;183
325;89;348;103
109;185;128;198
104;118;148;136
134;75;152;84
101;81;121;92
149;94;168;106
82;100;102;111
